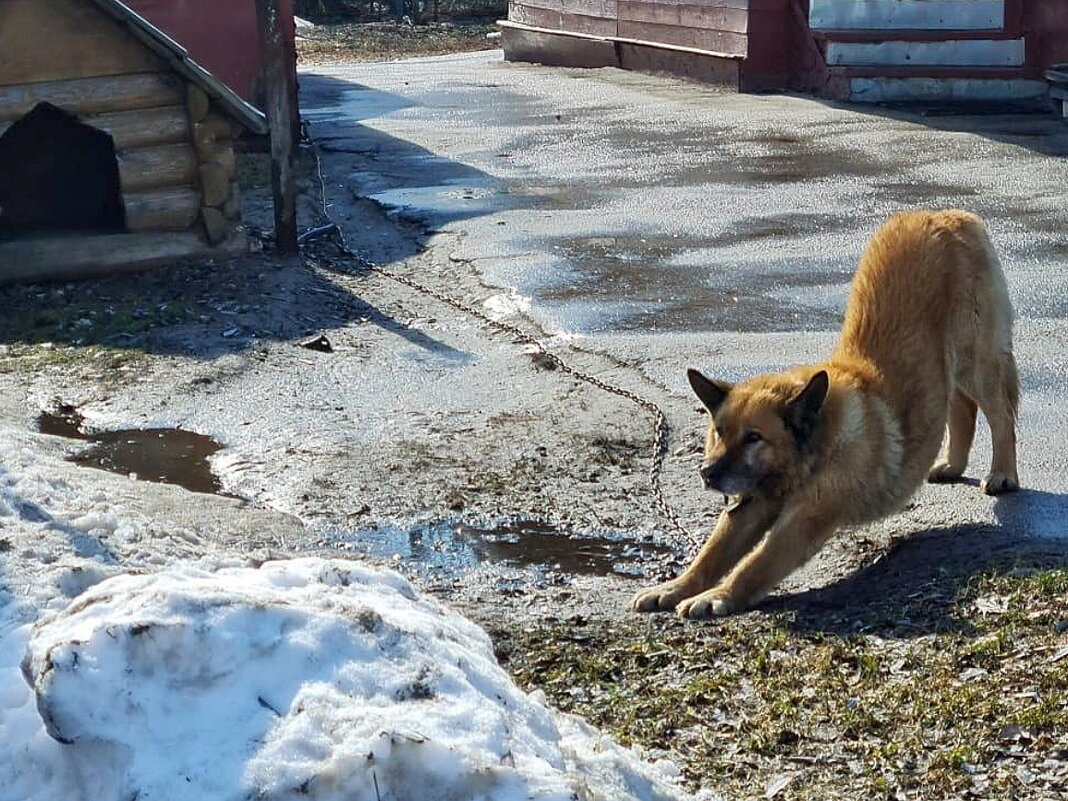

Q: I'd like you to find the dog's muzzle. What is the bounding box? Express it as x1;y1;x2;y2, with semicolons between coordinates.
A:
700;462;753;498
699;463;722;491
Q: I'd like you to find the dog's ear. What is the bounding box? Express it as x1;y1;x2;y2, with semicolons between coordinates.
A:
784;370;828;447
687;368;732;413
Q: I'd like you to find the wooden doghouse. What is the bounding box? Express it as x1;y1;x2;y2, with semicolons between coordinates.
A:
0;0;268;284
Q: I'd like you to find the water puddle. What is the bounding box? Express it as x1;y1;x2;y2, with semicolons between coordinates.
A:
37;406;224;495
538;233;849;333
332;519;671;579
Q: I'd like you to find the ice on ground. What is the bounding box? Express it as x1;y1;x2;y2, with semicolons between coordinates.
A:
4;557;709;801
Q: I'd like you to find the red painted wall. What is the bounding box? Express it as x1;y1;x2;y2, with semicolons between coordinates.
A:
125;0;296;105
1027;0;1068;69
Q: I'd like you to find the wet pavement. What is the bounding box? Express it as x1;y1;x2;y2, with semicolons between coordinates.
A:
292;51;1068;583
303;53;1068;337
5;50;1065;626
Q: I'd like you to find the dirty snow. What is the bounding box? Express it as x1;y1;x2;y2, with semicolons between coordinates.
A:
0;452;710;801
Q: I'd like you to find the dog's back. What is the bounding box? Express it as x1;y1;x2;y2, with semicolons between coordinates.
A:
833;210;1018;496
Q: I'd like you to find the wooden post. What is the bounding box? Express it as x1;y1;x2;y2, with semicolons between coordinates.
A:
255;0;298;254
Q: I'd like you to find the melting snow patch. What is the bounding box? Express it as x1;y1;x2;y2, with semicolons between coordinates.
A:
4;558;709;801
483;291;532;321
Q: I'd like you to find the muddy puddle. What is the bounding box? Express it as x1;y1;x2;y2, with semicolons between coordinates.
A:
329;519;671;580
37;407;224;494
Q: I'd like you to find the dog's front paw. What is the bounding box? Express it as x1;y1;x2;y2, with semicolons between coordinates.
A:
981;471;1019;495
676;589;734;620
629;580;693;613
928;460;965;483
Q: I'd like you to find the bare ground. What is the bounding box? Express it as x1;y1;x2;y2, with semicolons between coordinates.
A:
2;121;1066;801
296;20;500;64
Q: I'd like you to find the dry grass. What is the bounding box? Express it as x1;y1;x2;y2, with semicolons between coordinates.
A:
494;566;1068;800
297;21;499;64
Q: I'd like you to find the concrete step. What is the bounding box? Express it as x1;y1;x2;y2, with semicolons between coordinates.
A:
826;66;1047;102
810;0;1005;32
812;28;1021;43
823;36;1025;68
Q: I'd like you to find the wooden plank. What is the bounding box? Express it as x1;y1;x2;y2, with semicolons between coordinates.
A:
199;163;232;208
0;232;215;285
0;0;162;88
124;187;201;232
201;206;233;245
502;23;620;69
558;12;617;36
81;105;190;149
511;5;563;30
617;2;748;33
117;144;198;192
615;0;748;7
616;21;748;55
512;0;565;11
0;73;183;123
187;85;210;123
208;140;238;180
0;106;198;154
616;41;741;86
256;0;300;254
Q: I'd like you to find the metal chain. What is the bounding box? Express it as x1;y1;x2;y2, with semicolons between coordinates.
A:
301;141;701;553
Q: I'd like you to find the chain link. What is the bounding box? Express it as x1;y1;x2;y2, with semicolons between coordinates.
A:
302;141;701;553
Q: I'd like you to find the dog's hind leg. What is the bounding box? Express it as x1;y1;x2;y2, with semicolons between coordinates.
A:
928;389;978;482
630;499;781;613
978;353;1020;495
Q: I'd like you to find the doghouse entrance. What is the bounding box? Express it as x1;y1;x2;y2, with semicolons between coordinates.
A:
0;102;126;238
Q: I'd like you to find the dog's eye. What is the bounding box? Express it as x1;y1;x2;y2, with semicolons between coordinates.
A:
743;431;763;445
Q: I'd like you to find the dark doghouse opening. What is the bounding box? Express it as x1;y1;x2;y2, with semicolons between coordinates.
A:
0;102;126;238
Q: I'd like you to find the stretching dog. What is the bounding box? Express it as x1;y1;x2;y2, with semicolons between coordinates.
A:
631;210;1019;619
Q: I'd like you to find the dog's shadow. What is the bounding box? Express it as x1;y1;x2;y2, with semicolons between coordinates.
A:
763;488;1068;639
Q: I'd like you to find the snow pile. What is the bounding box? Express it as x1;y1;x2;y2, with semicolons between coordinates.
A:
0;459;127;622
5;558;705;801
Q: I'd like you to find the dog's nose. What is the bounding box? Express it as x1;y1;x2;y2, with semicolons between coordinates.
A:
699;463;720;490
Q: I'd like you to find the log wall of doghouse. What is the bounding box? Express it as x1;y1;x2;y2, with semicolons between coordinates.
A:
0;0;251;281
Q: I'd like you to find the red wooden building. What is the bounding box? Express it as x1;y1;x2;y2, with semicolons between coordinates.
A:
126;0;296;105
501;0;1068;103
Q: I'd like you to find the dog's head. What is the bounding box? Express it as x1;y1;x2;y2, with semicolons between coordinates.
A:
687;367;828;498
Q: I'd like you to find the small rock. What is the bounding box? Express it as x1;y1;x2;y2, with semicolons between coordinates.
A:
1049;645;1068;664
997;724;1032;743
765;774;793;798
299;334;333;353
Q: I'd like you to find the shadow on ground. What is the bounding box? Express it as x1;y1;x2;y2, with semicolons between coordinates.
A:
767;494;1068;638
818;99;1068;160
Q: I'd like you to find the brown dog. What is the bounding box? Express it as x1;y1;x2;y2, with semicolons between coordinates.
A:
631;210;1019;619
